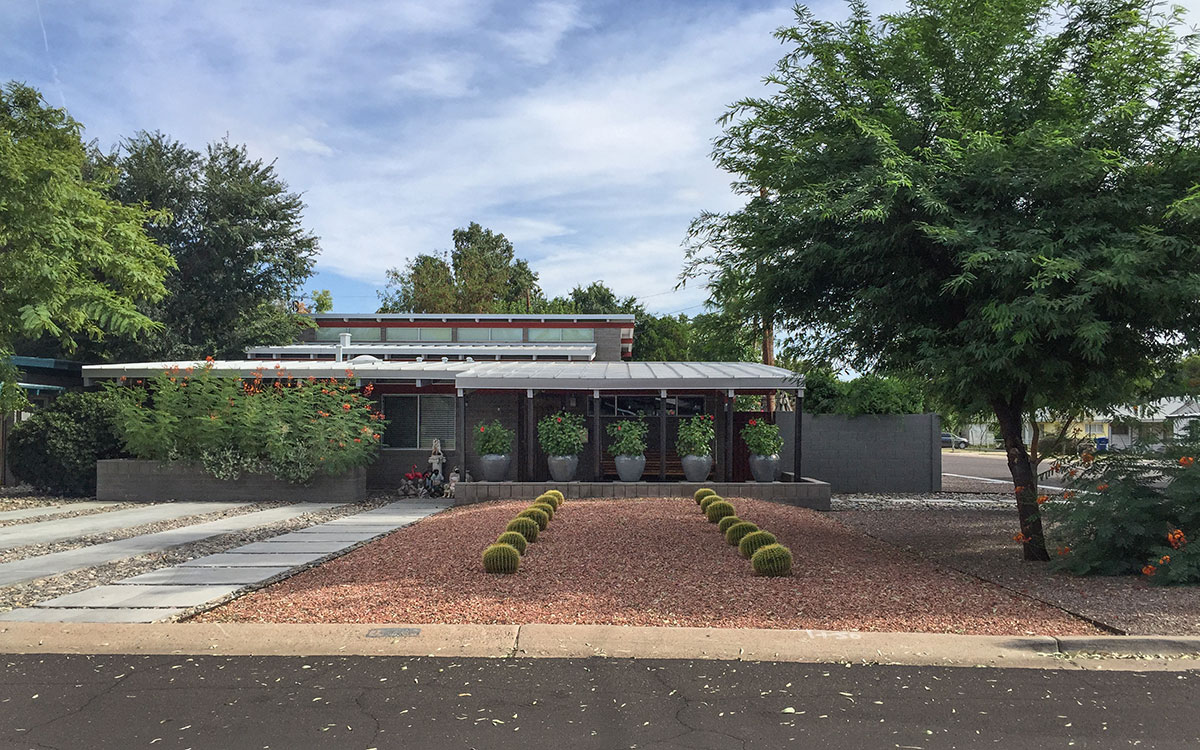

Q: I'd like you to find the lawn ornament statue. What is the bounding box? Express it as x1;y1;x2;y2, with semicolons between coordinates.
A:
428;438;447;478
445;467;459;498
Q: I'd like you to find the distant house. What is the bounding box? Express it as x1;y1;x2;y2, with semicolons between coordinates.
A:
962;397;1200;452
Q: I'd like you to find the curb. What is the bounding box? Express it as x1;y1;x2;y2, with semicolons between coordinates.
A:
2;622;1198;669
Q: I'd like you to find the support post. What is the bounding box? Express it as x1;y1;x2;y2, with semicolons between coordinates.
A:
658;390;667;482
723;390;735;482
525;389;536;481
516;394;525;481
455;389;466;478
592;391;601;481
793;391;804;482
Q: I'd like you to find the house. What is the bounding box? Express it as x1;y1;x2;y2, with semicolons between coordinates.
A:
81;313;814;500
1108;398;1200;450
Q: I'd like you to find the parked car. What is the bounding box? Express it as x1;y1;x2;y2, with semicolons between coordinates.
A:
941;432;968;449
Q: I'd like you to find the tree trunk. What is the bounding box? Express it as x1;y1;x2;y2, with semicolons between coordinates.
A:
990;392;1051;561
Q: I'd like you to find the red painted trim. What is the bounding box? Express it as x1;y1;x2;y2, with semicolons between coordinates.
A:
620;337;634;344
317;320;631;329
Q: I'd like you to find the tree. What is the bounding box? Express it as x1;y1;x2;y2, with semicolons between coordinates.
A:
97;131;318;360
689;0;1200;560
634;314;692;360
0;84;172;410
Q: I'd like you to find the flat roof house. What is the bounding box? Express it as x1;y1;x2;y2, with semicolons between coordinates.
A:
83;313;821;504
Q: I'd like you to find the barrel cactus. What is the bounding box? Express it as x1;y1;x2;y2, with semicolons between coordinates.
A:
705;500;735;523
725;521;759;546
518;507;550;531
531;501;556;520
739;530;777;558
505;517;539;543
700;494;724;512
718;515;742;534
751;544;793;577
544;489;565;505
536;492;561;510
496;531;528;555
694;487;717;505
482;543;520;574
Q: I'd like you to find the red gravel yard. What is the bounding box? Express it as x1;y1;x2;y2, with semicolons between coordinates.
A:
197;497;1097;635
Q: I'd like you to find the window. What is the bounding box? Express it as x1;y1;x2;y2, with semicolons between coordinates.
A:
456;327;523;342
385;327;453;342
380;395;456;450
314;326;382;342
529;327;595;342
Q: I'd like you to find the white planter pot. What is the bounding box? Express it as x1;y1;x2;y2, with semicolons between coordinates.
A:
681;454;713;482
749;454;780;482
547;455;579;482
614;454;646;482
478;454;510;482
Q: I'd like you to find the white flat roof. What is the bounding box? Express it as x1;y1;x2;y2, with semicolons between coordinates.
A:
311;313;635;323
246;343;597;360
83;359;803;392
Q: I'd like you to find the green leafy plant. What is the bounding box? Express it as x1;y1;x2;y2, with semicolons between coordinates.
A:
606;419;648;456
676;414;716;457
531;502;556;521
536;492;561;510
496;531;528;555
751;544;793;576
104;363;385;484
718;515;742;534
700;494;724;512
705;500;736;523
482;543;520;574
5;391;129;496
518;507;550;531
694;487;717;504
537;411;585;456
741;418;783;456
505;517;539;543
725;521;759;546
739;530;777;558
475;420;514;455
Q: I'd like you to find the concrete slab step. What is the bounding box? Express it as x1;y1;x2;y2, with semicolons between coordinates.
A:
0;502;120;523
37;584;243;609
228;540;352;554
0;502;251;550
117;566;293;585
178;552;330;568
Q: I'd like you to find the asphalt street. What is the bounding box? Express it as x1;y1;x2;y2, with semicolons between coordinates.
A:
942;450;1015;482
2;655;1197;749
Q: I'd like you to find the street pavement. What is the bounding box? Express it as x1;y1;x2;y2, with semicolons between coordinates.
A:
942;450;1014;482
2;654;1197;749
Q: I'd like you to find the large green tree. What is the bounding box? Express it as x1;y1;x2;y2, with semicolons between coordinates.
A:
690;0;1200;560
0;84;172;409
98;131;318;360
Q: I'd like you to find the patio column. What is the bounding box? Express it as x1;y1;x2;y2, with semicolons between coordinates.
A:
592;390;601;480
525;389;535;481
455;388;465;477
723;390;734;482
658;390;667;481
793;389;803;482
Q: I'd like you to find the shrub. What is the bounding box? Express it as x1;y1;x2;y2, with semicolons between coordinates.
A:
700;494;724;512
606;419;648;456
5;390;128;496
475;420;514;455
676;414;716;457
518;507;550;531
705;500;735;523
482;543;520;574
694;487;717;504
739;530;777;558
544;489;565;505
536;492;561;510
506;517;539;543
531;501;556;520
718;515;742;534
496;531;528;555
741;418;784;456
751;544;793;576
725;521;759;546
537;411;585;456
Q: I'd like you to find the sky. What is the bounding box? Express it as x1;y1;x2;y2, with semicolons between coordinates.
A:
0;0;846;315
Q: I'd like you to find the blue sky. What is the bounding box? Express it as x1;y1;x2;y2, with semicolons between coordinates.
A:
1;0;836;315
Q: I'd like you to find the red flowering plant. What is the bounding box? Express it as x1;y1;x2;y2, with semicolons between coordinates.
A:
536;411;585;456
475;420;514;456
740;418;784;457
606;419;648;457
1040;422;1200;583
676;414;716;457
105;362;386;484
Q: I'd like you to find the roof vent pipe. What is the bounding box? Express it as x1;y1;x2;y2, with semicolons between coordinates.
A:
336;331;351;362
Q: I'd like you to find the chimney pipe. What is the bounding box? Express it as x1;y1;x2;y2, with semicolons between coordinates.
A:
336;331;351;362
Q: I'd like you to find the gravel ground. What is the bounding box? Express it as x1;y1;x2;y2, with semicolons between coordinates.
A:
0;495;411;613
833;491;1016;511
198;497;1098;635
835;506;1200;635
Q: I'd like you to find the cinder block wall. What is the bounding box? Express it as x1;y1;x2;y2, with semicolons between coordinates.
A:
776;412;942;493
593;328;623;361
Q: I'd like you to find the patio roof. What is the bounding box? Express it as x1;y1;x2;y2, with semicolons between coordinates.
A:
83;359;802;393
245;343;597;361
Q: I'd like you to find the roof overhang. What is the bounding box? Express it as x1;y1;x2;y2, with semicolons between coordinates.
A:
245;343;597;361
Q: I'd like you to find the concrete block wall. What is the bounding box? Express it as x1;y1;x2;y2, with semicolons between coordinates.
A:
593;328;623;361
97;460;367;503
776;412;941;494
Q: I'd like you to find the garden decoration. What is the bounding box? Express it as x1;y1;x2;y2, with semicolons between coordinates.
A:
538;411;585;481
741;418;784;482
607;418;649;482
677;415;716;482
475;420;514;482
428;438;447;478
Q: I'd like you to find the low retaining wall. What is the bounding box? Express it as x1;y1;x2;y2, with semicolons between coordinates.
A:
96;460;366;503
454;479;831;511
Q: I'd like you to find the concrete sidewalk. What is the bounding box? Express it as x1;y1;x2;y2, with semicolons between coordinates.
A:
0;501;249;548
2;621;1197;671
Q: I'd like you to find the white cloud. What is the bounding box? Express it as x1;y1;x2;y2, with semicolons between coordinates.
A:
388;57;476;98
496;1;587;65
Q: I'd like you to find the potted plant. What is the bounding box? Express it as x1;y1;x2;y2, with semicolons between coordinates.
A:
676;414;716;482
475;420;514;482
537;411;585;481
742;418;784;482
606;419;648;482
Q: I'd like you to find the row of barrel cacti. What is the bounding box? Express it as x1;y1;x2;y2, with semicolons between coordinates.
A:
482;489;566;574
694;488;792;576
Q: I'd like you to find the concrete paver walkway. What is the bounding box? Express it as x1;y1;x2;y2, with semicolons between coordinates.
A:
0;501;446;622
0;502;120;523
0;501;249;549
0;502;336;587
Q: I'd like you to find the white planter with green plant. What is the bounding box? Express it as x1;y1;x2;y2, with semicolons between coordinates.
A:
607;418;648;482
538;411;585;481
475;420;514;482
676;415;716;482
742;418;783;482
